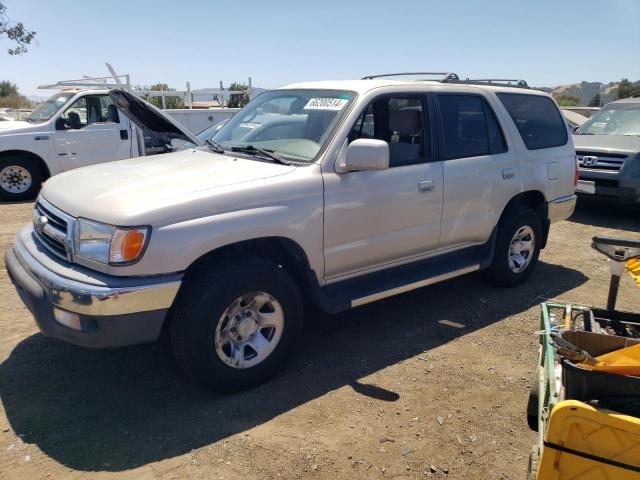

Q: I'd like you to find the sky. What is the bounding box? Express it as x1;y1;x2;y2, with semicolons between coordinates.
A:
1;0;639;99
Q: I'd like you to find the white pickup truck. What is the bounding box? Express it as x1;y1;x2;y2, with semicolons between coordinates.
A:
0;89;234;200
6;76;577;392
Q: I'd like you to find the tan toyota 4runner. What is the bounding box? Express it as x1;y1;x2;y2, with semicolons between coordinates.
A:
5;73;577;391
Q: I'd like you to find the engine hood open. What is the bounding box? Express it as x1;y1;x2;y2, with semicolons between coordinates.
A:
108;89;202;146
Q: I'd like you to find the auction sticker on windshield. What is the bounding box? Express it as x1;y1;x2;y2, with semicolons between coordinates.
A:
304;98;349;110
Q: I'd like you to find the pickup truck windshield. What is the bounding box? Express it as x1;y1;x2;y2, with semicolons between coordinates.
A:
576;103;640;136
212;89;356;163
26;92;75;123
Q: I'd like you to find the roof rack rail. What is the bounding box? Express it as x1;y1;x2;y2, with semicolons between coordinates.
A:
360;73;528;88
443;78;529;88
362;72;459;81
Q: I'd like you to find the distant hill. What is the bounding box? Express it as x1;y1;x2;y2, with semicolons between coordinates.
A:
538;80;640;106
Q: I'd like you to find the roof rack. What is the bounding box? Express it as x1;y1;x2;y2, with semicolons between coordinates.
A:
443;78;529;88
361;72;528;88
38;63;132;90
362;72;460;81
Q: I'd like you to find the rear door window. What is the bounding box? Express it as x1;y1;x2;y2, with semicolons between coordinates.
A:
436;94;507;159
497;93;568;150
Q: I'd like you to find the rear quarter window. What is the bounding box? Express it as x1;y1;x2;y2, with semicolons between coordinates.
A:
497;93;568;150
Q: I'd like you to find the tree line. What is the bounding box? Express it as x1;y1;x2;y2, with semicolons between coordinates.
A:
555;79;640;107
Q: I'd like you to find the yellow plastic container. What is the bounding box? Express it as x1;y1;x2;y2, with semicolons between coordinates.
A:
537;400;640;479
627;259;640;288
579;344;640;376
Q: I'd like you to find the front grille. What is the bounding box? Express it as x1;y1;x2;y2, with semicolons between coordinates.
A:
33;200;73;260
576;151;628;172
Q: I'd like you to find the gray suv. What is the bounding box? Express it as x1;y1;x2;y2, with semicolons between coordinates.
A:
574;97;640;204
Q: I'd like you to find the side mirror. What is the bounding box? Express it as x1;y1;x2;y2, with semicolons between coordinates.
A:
55;117;67;130
338;139;389;172
170;138;186;150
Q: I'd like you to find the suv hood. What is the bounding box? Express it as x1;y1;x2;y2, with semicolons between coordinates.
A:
41;149;295;225
573;134;640;156
108;89;202;146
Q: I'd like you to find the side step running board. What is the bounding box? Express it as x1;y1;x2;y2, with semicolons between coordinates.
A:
351;263;479;307
309;229;497;315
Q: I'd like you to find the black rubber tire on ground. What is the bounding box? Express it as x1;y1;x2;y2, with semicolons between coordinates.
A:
485;204;542;287
526;444;539;480
169;257;303;392
0;154;43;201
526;366;540;431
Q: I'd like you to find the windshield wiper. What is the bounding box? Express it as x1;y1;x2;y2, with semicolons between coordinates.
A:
230;145;293;165
205;138;225;154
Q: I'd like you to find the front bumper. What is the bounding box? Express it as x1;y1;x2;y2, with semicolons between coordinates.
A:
578;169;640;204
5;226;182;348
548;194;577;223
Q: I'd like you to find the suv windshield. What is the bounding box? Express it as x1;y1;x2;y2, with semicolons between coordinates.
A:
576;103;640;136
26;92;76;123
212;89;356;163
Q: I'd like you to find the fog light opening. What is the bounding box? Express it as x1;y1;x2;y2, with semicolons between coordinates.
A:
53;308;82;331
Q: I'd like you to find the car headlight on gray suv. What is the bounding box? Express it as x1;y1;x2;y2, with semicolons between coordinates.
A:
74;218;150;265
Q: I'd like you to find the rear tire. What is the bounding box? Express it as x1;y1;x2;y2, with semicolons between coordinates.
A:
526;444;539;480
527;366;540;431
486;204;542;287
169;257;303;392
0;155;42;201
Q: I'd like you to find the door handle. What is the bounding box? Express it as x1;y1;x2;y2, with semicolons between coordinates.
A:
418;180;435;193
120;129;129;140
502;168;515;180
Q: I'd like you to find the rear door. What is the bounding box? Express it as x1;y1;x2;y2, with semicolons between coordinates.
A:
53;94;132;170
435;91;518;250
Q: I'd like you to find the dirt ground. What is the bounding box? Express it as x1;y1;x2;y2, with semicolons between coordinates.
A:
0;197;638;480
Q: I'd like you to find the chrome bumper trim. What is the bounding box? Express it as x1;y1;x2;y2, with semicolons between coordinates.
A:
13;233;182;316
548;194;577;223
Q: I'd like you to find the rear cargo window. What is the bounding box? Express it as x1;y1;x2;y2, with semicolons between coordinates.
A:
497;93;568;150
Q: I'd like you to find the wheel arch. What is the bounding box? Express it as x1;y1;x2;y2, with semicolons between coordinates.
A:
181;236;319;303
498;190;549;248
0;149;51;180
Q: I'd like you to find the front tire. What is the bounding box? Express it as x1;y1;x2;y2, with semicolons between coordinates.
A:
486;204;542;287
0;155;42;201
169;257;303;392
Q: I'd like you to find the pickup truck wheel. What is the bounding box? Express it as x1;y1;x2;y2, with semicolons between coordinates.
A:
169;258;303;392
486;205;542;287
0;155;42;201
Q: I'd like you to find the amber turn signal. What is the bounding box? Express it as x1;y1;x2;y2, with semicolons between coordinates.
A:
109;227;149;264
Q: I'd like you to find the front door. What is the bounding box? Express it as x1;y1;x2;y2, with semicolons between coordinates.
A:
323;94;444;280
53;94;132;171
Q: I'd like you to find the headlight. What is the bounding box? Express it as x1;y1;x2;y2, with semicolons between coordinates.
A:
74;218;150;265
